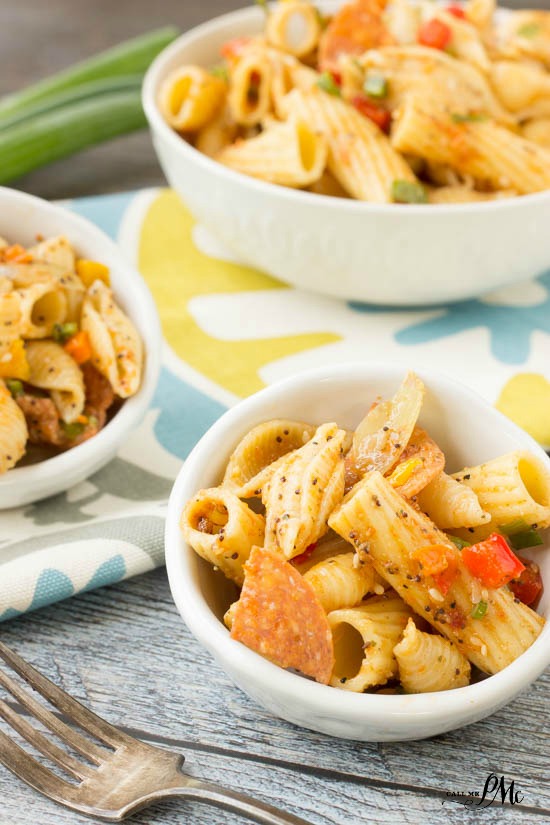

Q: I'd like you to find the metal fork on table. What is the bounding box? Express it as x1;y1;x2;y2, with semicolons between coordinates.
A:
0;642;313;825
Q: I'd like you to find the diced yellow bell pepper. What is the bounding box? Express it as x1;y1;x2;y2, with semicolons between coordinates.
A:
0;339;30;380
388;456;423;488
75;259;110;287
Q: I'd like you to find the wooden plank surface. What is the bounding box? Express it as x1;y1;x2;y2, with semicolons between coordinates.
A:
1;569;549;824
1;0;549;199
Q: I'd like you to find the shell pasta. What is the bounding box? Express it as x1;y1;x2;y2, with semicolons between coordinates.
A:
0;235;143;473
181;372;547;693
159;0;550;203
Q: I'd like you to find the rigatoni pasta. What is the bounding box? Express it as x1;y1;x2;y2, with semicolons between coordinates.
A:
181;372;547;693
159;0;550;202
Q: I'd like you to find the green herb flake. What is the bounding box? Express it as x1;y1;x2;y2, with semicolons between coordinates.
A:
517;22;541;38
471;600;488;619
364;73;388;100
61;421;86;440
211;64;229;82
88;415;99;429
317;71;341;97
451;112;488;124
448;534;471;550
315;7;329;29
6;378;23;398
52;321;78;344
391;179;428;204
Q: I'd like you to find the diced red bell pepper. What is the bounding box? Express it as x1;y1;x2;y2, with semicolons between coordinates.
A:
351;95;391;131
446;5;466;19
220;37;251;60
418;18;453;50
508;557;543;607
412;544;458;595
462;533;525;589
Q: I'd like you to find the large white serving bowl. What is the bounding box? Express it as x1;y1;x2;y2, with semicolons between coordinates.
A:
0;187;161;510
143;3;550;306
165;363;550;741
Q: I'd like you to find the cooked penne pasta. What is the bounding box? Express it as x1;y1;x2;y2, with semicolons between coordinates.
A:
25;340;85;424
228;49;273;126
451;451;550;529
181;487;265;585
0;379;27;473
392;97;550;194
81;280;143;399
159;66;226;132
159;0;550;203
217;117;328;187
182;372;548;693
394;618;471;692
263;422;346;559
195;104;238;157
281;87;417;201
417;472;491;529
266;0;322;58
222;418;316;497
521;117;550;147
329;470;544;674
328;594;413;691
304;551;388;612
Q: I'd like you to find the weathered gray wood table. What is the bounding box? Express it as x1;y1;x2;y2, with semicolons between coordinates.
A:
1;1;549;823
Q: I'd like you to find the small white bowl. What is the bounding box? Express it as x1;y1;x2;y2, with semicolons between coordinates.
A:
143;3;550;307
0;187;161;509
165;363;550;741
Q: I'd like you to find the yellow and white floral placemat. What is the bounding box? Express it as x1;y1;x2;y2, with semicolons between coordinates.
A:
1;186;549;621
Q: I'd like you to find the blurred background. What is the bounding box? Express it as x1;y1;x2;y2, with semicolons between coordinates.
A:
2;0;548;199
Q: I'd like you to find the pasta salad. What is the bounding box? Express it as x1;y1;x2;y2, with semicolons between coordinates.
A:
159;0;550;203
0;235;143;473
181;373;548;694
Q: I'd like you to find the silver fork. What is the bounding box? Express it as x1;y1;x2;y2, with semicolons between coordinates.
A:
0;642;313;824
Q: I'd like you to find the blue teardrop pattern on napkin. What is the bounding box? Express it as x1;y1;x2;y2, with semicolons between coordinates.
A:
81;554;126;592
69;191;135;240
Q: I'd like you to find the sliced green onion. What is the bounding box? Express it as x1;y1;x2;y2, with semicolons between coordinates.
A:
211;65;229;83
471;600;488;619
52;322;79;344
391;179;428;204
364;74;388;100
517;22;541;38
0;75;143;131
508;529;544;551
448;535;471;550
88;415;99;429
316;8;329;29
0;27;179;122
61;421;86;440
317;72;341;97
500;518;530;536
6;379;23;398
0;91;146;185
451;112;488;123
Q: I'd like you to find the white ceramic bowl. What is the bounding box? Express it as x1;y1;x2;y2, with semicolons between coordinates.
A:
143;3;550;307
0;187;161;509
165;363;550;741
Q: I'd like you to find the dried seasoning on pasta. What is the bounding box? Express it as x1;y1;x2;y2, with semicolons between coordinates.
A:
231;546;334;684
329;470;544;674
181;487;265;585
263;421;347;559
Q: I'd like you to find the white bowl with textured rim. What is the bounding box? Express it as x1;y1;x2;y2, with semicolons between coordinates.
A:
143;2;550;307
165;363;550;741
0;187;161;510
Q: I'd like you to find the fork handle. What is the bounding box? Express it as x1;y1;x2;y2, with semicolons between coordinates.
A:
161;776;314;825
